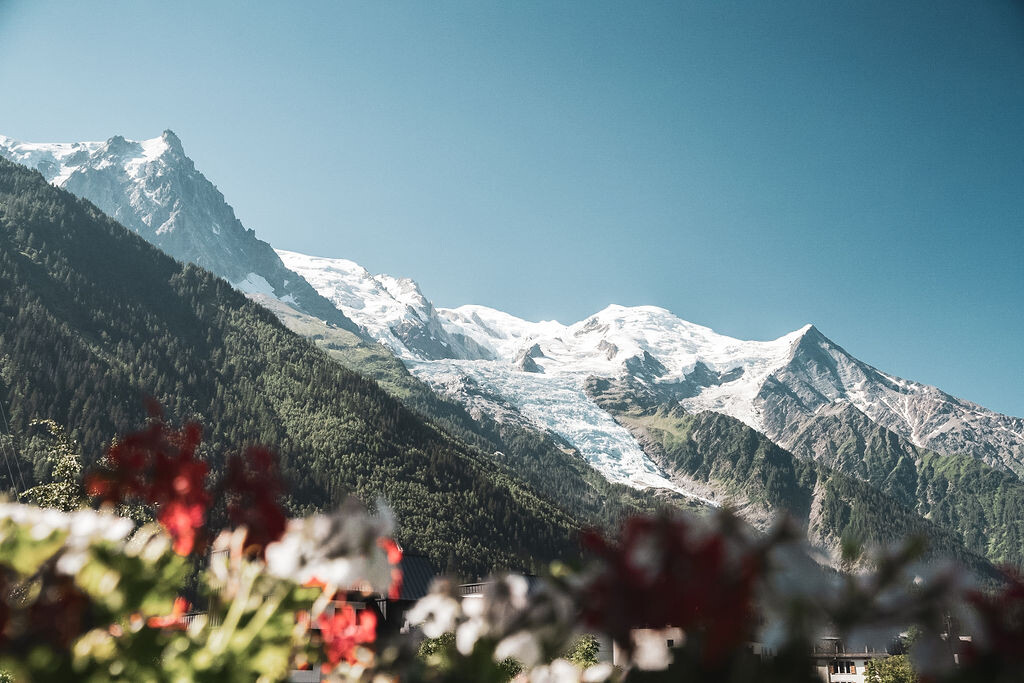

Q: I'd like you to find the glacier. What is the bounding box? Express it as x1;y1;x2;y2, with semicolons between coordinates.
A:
3;129;1020;491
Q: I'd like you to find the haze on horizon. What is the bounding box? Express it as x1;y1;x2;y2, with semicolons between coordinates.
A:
0;0;1021;418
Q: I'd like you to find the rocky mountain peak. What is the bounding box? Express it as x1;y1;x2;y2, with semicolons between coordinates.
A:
0;130;361;334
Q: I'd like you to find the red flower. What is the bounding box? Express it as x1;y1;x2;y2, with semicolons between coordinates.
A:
147;597;191;630
318;603;377;669
959;569;1024;678
580;513;763;663
223;447;287;555
86;406;210;556
378;537;404;600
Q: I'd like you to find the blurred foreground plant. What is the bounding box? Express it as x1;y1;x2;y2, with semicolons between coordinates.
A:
0;408;1019;682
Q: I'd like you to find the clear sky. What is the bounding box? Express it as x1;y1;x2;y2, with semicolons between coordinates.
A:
1;1;1022;417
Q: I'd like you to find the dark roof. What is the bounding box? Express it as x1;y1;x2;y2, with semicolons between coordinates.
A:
398;554;436;602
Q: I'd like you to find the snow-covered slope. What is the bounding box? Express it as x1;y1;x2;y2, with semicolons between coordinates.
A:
9;130;1017;491
276;250;490;360
283;249;1024;483
0;131;359;333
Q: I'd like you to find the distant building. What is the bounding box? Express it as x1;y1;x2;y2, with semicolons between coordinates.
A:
290;553;437;682
811;637;888;683
382;553;438;633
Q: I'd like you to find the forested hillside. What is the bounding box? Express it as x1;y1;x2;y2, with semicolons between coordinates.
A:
784;404;1024;568
585;377;1006;578
258;294;693;530
0;157;583;576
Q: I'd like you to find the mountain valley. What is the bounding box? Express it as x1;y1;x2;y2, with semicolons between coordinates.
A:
2;131;1021;575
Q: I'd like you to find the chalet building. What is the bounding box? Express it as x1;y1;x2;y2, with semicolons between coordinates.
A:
289;554;437;682
380;553;438;633
811;637;887;683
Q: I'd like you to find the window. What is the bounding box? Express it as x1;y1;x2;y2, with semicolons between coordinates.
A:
666;639;674;647
831;660;856;674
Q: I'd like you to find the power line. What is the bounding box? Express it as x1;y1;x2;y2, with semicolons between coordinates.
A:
0;393;27;493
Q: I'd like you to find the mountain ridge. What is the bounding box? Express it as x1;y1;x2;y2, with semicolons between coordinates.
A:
278;248;1024;485
0;131;361;335
0;154;593;576
2;129;1020;576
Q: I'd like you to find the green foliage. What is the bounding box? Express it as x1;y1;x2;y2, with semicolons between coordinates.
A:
565;634;600;667
19;420;85;511
613;408;1000;579
915;452;1024;568
787;405;1024;570
0;157;580;578
417;631;456;660
265;295;670;532
864;654;917;683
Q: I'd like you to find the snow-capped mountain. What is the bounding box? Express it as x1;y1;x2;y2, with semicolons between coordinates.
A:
0;131;358;332
5;130;1019;496
276;250;491;361
281;252;1024;485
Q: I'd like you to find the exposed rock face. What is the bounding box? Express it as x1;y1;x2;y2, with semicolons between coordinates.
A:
7;130;1018;496
623;351;669;380
514;351;543;373
0;131;359;333
277;250;493;361
756;326;1024;476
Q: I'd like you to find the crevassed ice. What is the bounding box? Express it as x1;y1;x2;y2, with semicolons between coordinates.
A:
409;359;717;504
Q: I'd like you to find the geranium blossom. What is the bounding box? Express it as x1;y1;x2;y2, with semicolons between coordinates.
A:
579;511;764;665
223;446;287;554
86;408;210;556
318;603;377;668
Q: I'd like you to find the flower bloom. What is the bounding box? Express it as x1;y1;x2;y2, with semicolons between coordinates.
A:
318;603;377;669
146;597;191;630
378;537;404;600
959;569;1024;678
223;447;287;555
579;513;763;664
86;406;210;556
265;499;397;595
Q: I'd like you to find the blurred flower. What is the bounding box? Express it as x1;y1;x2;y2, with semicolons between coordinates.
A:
515;658;614;683
958;569;1024;681
146;596;190;630
0;503;134;576
409;573;575;669
378;537;403;600
319;603;377;669
223;446;287;555
265;498;398;596
578;511;765;665
86;409;209;556
406;579;462;639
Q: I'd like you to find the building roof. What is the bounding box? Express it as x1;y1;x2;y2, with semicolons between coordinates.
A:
398;554;436;602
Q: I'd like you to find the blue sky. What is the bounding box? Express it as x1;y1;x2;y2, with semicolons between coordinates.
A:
1;1;1022;417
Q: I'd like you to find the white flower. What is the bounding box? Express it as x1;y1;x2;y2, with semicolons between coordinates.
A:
631;628;674;671
522;658;583;683
457;616;486;655
495;630;542;668
406;587;462;639
581;663;614;682
264;498;395;592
